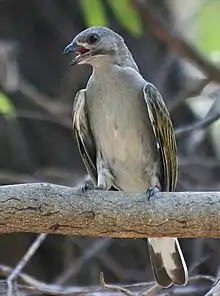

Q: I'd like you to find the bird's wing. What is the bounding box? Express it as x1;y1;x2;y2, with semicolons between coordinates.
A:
72;89;97;184
143;83;178;191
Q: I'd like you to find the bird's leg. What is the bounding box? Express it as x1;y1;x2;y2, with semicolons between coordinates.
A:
81;151;114;194
96;151;114;190
80;182;95;193
145;186;160;201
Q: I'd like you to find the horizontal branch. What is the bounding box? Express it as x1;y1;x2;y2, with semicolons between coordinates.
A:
0;183;219;238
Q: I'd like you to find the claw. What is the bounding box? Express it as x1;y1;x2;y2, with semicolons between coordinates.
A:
146;186;160;201
80;183;94;194
95;184;105;190
80;183;105;194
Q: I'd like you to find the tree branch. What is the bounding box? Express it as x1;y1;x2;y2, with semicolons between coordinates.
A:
175;111;220;137
132;0;220;84
0;183;219;238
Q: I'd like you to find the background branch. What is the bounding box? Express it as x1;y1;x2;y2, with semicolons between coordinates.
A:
175;111;220;137
0;183;219;238
132;0;220;83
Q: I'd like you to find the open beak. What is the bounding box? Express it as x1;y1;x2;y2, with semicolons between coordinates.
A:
63;41;91;66
63;42;77;55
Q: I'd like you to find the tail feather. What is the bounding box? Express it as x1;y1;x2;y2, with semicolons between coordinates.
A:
147;237;188;287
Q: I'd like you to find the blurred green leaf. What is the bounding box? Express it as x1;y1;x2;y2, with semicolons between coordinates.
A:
80;0;108;27
197;1;220;58
108;0;143;37
0;92;16;120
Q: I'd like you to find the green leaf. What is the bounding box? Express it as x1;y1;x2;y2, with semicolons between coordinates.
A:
108;0;143;37
0;92;16;120
197;1;220;57
80;0;108;27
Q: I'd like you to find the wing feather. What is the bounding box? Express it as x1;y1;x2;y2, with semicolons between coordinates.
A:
72;90;97;184
143;83;178;191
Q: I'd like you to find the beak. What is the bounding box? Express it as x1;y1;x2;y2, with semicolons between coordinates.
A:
63;41;92;66
63;42;77;55
63;41;81;66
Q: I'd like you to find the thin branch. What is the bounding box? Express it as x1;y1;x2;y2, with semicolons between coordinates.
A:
175;92;220;137
139;284;162;296
168;78;210;112
175;111;220;137
18;78;72;129
6;233;47;296
96;249;146;281
132;0;220;84
0;264;104;295
139;275;215;296
16;110;72;129
0;265;215;296
0;183;219;237
179;157;220;168
205;277;220;296
0;280;38;296
0;264;154;295
100;272;134;296
54;237;112;284
0;42;72;130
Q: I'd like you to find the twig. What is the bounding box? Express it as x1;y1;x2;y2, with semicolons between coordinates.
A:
0;265;215;296
205;277;220;296
55;238;112;284
0;42;72;130
16;110;72;129
0;280;38;296
189;255;210;273
175;111;220;137
190;275;215;283
179;157;220;168
19;78;72;129
138;283;162;296
0;265;153;295
169;78;210;112
0;264;103;295
7;233;47;296
96;249;146;281
139;275;215;296
100;272;135;296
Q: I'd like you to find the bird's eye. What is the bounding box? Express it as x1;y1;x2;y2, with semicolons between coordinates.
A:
87;33;100;45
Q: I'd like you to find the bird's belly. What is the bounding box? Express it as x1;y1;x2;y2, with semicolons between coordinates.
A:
98;122;155;192
87;79;158;192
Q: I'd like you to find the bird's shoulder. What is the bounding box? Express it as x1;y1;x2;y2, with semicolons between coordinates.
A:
107;65;147;87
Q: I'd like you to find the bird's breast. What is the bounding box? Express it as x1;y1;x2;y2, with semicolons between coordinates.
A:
86;69;159;191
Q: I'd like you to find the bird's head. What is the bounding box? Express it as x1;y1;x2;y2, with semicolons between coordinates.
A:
63;26;125;67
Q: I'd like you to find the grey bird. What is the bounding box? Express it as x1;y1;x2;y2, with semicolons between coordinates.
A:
64;26;188;287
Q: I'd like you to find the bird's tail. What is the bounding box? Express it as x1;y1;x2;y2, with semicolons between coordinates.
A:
147;237;188;287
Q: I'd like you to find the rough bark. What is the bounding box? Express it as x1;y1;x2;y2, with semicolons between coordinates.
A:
0;182;218;238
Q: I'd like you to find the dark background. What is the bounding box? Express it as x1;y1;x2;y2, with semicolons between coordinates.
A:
0;0;219;295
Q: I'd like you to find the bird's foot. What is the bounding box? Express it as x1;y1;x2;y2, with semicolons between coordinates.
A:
80;183;105;194
145;186;160;201
80;183;94;194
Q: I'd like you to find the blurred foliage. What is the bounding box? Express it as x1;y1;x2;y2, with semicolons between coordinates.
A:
197;0;220;61
80;0;143;37
80;0;108;28
107;0;143;36
0;92;16;120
